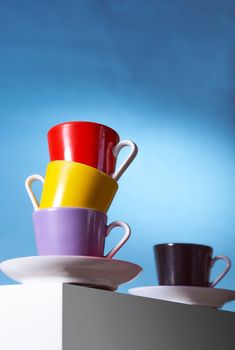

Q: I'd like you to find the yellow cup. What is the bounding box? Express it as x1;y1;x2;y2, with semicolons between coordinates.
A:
25;161;118;213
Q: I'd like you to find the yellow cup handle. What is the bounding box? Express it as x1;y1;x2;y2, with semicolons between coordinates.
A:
25;174;45;211
105;221;131;258
112;140;138;182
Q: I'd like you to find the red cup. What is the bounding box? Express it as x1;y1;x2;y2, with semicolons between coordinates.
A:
47;121;138;181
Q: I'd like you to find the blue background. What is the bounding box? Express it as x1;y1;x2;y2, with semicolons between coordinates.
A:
1;0;235;311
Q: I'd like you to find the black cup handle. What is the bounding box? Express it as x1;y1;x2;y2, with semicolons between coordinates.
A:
210;255;231;287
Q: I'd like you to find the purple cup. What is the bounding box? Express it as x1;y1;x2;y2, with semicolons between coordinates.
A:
32;207;131;258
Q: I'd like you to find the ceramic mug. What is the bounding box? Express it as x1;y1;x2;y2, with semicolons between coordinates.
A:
47;121;138;181
32;207;131;257
25;161;118;213
154;243;231;287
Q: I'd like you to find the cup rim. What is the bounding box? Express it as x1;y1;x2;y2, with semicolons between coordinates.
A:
153;243;213;250
47;160;119;186
32;207;108;218
47;121;119;139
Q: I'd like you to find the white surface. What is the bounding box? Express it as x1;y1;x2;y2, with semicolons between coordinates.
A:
0;283;234;350
0;256;142;291
63;284;235;350
0;284;62;350
128;286;235;308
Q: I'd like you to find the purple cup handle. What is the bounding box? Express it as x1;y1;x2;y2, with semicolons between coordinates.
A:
210;255;231;287
105;221;131;258
25;174;45;211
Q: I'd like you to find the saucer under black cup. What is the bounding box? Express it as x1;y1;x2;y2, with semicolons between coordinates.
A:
153;243;231;287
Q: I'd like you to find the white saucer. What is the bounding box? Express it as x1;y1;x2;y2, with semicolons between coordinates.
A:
128;286;235;308
0;256;142;291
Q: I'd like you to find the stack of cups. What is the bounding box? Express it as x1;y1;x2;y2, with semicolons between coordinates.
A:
25;121;138;259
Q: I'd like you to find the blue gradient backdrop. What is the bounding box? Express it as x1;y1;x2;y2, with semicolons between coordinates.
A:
1;0;235;311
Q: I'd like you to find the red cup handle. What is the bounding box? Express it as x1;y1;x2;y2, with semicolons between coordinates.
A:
105;221;131;258
112;140;138;181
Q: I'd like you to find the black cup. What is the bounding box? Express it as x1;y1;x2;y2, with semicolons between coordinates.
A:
153;243;231;287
